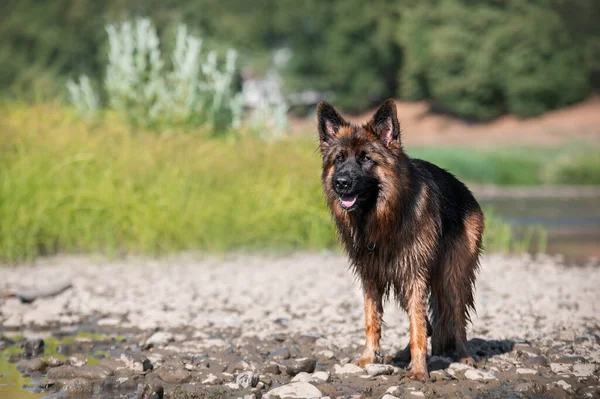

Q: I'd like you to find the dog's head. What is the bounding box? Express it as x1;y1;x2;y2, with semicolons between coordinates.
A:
317;99;403;213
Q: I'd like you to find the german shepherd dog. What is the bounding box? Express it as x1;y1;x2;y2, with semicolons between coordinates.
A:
317;99;484;380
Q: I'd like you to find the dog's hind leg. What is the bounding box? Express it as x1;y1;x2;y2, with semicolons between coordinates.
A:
433;211;483;364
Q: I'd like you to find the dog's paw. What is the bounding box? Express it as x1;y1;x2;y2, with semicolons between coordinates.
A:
405;368;429;381
354;356;374;368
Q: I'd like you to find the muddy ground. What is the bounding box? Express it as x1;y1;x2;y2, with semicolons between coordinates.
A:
1;253;599;398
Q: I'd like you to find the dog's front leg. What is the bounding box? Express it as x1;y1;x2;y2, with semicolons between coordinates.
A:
405;284;429;380
356;283;383;368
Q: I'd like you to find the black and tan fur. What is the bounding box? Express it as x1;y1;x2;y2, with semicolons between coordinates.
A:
317;99;484;380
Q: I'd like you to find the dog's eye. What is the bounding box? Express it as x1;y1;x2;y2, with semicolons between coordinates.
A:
335;153;344;163
360;153;372;163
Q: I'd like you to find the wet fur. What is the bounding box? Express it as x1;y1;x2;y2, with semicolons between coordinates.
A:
317;99;484;380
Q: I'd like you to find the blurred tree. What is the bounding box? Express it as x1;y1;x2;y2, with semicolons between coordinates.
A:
0;0;597;117
399;0;591;119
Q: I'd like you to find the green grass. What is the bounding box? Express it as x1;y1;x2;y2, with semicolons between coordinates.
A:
0;104;572;262
408;147;600;186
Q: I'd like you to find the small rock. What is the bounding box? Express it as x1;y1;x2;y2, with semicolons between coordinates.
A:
285;358;317;376
553;355;585;364
17;358;47;373
100;376;138;392
409;392;425;397
381;395;400;399
74;364;113;380
60;378;93;395
202;374;219;385
47;356;64;368
523;355;548;367
555;380;572;391
464;369;497;381
513;344;541;356
119;353;153;372
385;386;400;395
514;382;534;392
236;371;259;388
316;350;335;360
312;371;330;382
69;354;88;367
428;356;452;370
144;331;174;348
516;368;537;375
291;372;312;383
229;360;251;373
23;339;44;358
225;382;240;390
364;363;394;376
47;365;77;379
260;362;281;375
572;363;596;377
333;363;365;375
550;363;571;374
263;382;322;399
268;348;291;360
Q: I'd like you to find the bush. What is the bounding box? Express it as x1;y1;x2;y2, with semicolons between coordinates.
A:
69;19;245;132
399;0;591;120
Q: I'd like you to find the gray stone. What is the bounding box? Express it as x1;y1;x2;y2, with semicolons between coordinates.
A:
364;363;394;376
260;362;281;375
285;357;317;376
268;348;291;360
523;355;548;367
68;353;88;367
464;369;497;381
263;382;322;399
516;368;537;375
60;378;94;395
47;356;64;368
100;376;138;392
333;363;365;375
236;371;259;388
514;382;535;392
572;363;596;377
17;358;47;373
144;331;174;348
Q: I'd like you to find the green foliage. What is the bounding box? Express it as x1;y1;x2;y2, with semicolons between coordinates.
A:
1;0;598;118
400;0;591;119
0;105;556;262
408;146;600;186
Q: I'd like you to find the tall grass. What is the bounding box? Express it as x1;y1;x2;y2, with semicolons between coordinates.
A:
1;104;551;262
409;147;600;185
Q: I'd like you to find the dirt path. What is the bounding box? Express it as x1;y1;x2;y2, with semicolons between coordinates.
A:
1;253;599;398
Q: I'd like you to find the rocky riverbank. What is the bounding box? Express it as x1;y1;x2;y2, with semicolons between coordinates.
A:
1;253;599;398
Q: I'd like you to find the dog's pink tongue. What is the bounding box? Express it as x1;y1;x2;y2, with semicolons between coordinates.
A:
341;196;357;208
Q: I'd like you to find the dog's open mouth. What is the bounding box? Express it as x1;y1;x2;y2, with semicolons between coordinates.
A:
339;195;358;210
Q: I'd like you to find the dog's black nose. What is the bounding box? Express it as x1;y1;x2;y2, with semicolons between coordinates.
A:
334;175;351;191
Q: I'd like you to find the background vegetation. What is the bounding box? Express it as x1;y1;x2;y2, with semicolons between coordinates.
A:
1;0;598;118
0;104;552;262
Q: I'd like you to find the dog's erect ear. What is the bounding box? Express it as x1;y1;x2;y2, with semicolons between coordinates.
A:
368;99;401;148
317;102;346;144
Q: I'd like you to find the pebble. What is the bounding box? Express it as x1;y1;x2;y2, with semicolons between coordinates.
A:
236;371;259;388
59;377;94;394
334;363;365;375
464;369;497;381
364;363;394;376
17;358;47;373
516;368;537;375
68;354;88;367
572;363;596;377
263;382;323;399
285;357;317;376
144;331;174;348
